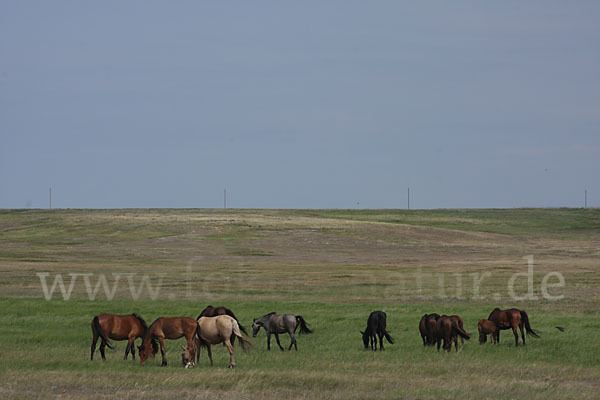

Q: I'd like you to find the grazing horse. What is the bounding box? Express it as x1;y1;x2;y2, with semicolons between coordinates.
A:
361;311;394;351
252;312;312;351
181;315;251;369
419;313;440;346
138;317;199;366
487;308;540;346
196;305;249;337
478;319;498;344
449;315;466;344
90;313;147;361
434;315;470;352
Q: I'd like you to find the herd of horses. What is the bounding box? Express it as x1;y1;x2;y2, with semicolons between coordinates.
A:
90;305;540;368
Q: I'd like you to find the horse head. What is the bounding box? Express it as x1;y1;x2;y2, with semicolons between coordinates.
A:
251;318;262;337
181;345;195;368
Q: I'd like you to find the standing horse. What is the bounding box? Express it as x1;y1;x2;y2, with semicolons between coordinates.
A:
252;312;312;351
196;305;249;336
449;315;466;344
181;315;251;369
90;313;147;361
434;315;470;352
487;308;540;346
419;313;440;346
362;311;394;351
478;319;498;344
138;317;200;366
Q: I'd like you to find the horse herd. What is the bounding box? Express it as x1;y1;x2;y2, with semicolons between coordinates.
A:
90;305;540;369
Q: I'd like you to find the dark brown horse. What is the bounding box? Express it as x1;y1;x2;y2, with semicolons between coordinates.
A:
361;311;394;351
434;315;470;352
138;317;200;366
196;305;248;336
478;319;498;344
90;313;147;361
487;308;540;346
419;313;440;346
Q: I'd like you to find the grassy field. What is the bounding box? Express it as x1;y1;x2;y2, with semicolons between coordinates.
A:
1;208;599;399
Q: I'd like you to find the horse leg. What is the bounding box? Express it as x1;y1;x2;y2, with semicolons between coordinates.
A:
454;336;459;352
158;337;167;366
520;323;526;345
206;345;213;367
512;326;519;347
288;332;297;351
274;333;284;351
266;332;271;351
99;340;107;361
378;332;385;351
224;340;235;368
90;332;99;361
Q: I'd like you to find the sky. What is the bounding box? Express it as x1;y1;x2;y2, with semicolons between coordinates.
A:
1;1;599;209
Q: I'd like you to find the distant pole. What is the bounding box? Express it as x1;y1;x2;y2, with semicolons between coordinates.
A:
49;188;52;209
407;187;410;210
224;189;227;209
585;189;587;208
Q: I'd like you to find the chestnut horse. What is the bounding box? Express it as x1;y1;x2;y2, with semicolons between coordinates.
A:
419;313;440;346
478;319;498;344
90;313;147;361
181;315;251;369
487;308;540;346
196;305;249;336
434;315;470;352
138;317;200;366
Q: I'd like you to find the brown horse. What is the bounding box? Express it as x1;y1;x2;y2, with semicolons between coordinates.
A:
181;315;251;369
90;313;147;361
478;319;498;344
138;317;200;366
434;315;470;352
487;308;540;346
449;315;466;344
197;305;249;336
419;313;440;346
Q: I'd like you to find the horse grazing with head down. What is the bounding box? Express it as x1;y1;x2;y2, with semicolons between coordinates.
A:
478;319;498;344
138;317;200;366
90;313;147;361
419;313;440;346
362;311;394;351
434;315;470;352
181;315;251;369
487;308;540;346
252;312;312;351
197;305;249;337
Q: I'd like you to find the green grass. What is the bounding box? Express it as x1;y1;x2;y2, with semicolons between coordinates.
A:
1;208;599;399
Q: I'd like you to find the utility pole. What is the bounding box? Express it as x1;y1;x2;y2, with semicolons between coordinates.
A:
407;187;410;210
224;189;227;209
585;189;587;209
49;188;52;209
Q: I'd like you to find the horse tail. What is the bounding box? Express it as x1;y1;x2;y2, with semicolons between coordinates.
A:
295;316;313;334
93;316;114;349
225;309;249;336
520;311;540;338
231;319;252;351
452;320;470;340
383;330;394;344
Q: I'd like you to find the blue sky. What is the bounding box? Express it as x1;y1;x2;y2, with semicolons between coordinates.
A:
1;1;598;209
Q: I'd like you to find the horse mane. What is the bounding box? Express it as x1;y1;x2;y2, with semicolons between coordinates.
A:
131;313;148;332
140;318;160;354
196;305;215;320
263;312;276;317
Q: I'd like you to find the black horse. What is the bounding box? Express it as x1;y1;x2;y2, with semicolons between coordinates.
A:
361;311;394;351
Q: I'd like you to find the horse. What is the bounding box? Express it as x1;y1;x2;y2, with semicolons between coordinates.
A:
487;308;540;346
361;311;394;351
196;305;249;337
138;317;200;366
419;313;440;346
181;315;251;369
478;319;498;344
252;312;312;351
434;315;470;352
90;313;147;361
449;315;466;344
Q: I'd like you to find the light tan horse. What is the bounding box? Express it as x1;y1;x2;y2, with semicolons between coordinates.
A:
181;315;251;369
